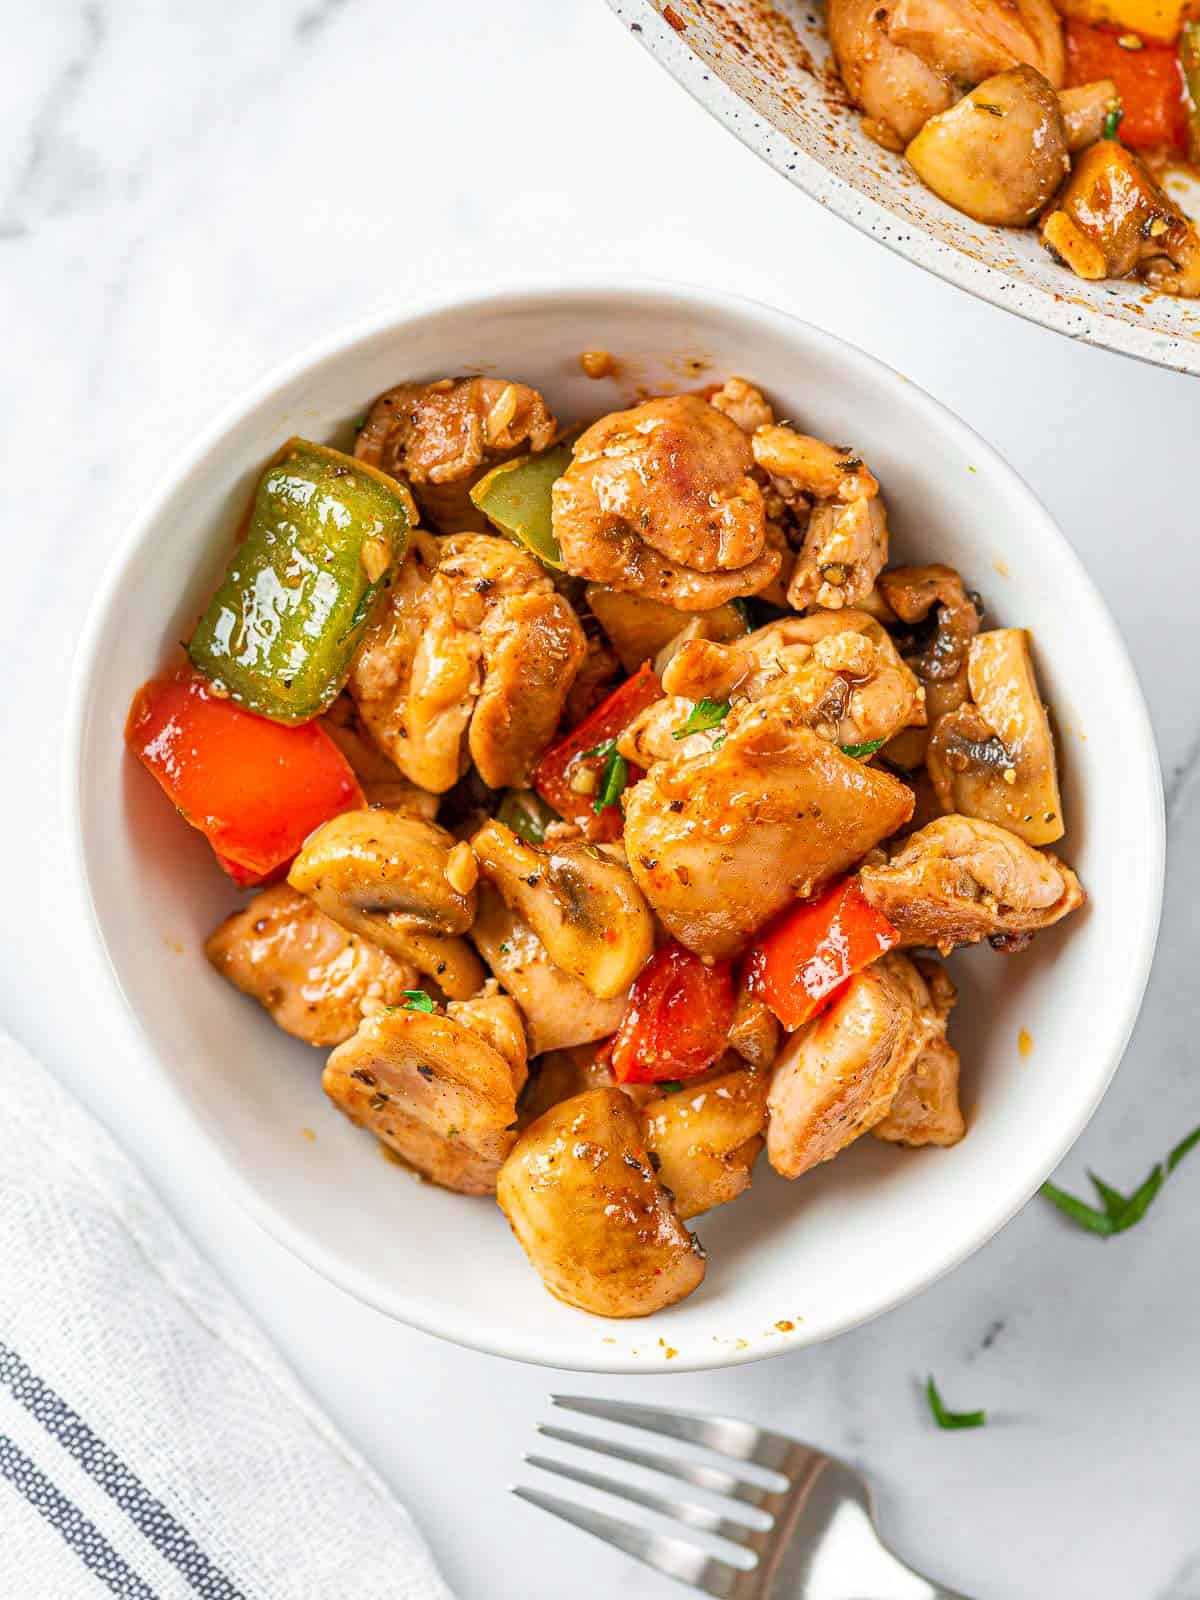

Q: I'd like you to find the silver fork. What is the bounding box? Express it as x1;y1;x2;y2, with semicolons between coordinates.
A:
512;1395;973;1599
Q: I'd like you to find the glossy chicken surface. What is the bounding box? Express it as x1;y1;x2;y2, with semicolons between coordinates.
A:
187;367;1085;1319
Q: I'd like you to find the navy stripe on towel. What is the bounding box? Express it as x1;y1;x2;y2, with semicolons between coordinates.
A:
0;1433;161;1599
0;1344;246;1600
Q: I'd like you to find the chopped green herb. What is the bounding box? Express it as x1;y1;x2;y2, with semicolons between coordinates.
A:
840;738;885;759
711;732;728;751
590;743;629;814
729;597;752;625
672;698;730;740
401;990;436;1013
496;788;556;845
1041;1122;1200;1236
658;1080;684;1095
926;1376;986;1431
1103;105;1124;140
499;943;511;956
353;415;367;431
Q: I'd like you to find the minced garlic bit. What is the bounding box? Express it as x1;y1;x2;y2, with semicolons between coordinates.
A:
569;762;599;795
1117;31;1144;47
444;839;479;897
360;533;392;583
484;382;519;442
580;349;617;380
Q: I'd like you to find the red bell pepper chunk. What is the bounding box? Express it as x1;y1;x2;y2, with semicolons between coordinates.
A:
126;667;363;882
532;662;663;843
1065;21;1188;150
610;943;735;1085
746;878;899;1033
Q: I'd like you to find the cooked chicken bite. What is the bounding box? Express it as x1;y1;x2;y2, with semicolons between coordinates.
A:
873;1035;965;1146
470;883;627;1055
707;376;774;435
752;423;880;504
1040;140;1200;296
553;396;781;611
320;695;439;818
766;953;936;1178
886;0;1064;87
858;814;1084;952
827;0;957;146
642;1063;769;1219
355;376;557;531
787;496;888;612
497;1087;706;1316
926;628;1064;845
623;719;914;959
323;987;527;1195
516;1043;619;1128
348;533;586;793
288;810;484;998
205;885;418;1046
727;979;781;1070
472;819;654;998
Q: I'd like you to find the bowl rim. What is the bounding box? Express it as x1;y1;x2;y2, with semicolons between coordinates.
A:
607;0;1200;378
65;276;1166;1373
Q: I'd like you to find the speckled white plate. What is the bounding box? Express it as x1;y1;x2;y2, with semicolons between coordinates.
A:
609;0;1200;374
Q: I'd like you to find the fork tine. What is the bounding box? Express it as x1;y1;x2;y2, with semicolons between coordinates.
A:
536;1423;776;1507
510;1484;751;1599
525;1452;770;1539
551;1394;795;1473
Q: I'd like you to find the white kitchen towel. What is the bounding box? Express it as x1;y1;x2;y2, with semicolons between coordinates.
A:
0;1033;453;1600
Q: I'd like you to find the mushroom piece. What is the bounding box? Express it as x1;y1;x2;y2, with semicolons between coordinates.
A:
926;628;1064;846
471;819;654;999
857;814;1084;953
552;396;781;611
1040;140;1200;296
642;1063;769;1219
205;885;418;1047
623;719;914;959
766;954;935;1178
878;562;981;749
516;1042;618;1128
323;988;527;1195
469;883;628;1055
288;809;485;999
355;375;557;532
496;1087;706;1317
905;67;1069;227
1057;79;1118;151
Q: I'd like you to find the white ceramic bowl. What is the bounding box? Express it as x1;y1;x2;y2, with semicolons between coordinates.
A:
610;0;1200;376
70;281;1163;1373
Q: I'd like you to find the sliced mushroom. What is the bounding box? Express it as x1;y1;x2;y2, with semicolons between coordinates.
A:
516;1042;618;1128
642;1063;769;1219
470;883;628;1055
205;885;418;1047
355;376;557;532
786;496;888;612
1057;79;1118;152
927;628;1063;846
496;1087;706;1317
288;810;484;999
878;563;981;751
766;953;935;1178
471;819;654;998
727;978;781;1070
623;718;914;959
906;67;1069;227
323;990;527;1194
857;814;1084;953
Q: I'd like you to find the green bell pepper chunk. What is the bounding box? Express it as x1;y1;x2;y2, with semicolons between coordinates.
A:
469;434;576;570
495;788;558;845
188;438;411;725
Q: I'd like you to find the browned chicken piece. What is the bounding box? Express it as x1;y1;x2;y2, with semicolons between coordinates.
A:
906;68;1070;227
766;953;937;1178
470;883;628;1055
858;814;1084;953
497;1087;706;1317
355;376;557;531
727;980;780;1070
323;987;528;1195
927;628;1064;846
288;809;485;999
707;376;775;434
552;396;781;611
787;497;889;612
348;533;586;793
1057;79;1118;151
205;885;418;1047
642;1063;769;1219
624;719;914;959
472;819;654;998
873;1035;966;1146
827;0;957;147
516;1043;619;1128
886;0;1065;86
879;563;981;761
752;423;880;504
1040;140;1200;296
320;695;439;819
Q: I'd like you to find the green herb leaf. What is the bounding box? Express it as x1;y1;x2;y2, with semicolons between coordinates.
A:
672;698;730;740
1041;1180;1117;1236
593;746;629;814
926;1376;986;1431
1102;105;1124;139
840;738;885;759
499;943;511;956
1088;1171;1129;1222
401;990;436;1013
1168;1123;1200;1173
1043;1122;1200;1237
657;1080;684;1095
729;598;752;625
496;787;556;845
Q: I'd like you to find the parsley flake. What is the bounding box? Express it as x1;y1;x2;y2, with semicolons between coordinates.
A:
1102;105;1124;140
401;990;436;1013
672;698;730;740
658;1079;684;1095
926;1376;986;1431
840;738;885;759
583;739;629;814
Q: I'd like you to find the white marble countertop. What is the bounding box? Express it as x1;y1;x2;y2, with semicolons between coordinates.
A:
4;2;1200;1596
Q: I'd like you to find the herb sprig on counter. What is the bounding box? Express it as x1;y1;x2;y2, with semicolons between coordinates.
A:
1041;1123;1200;1237
926;1376;986;1431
